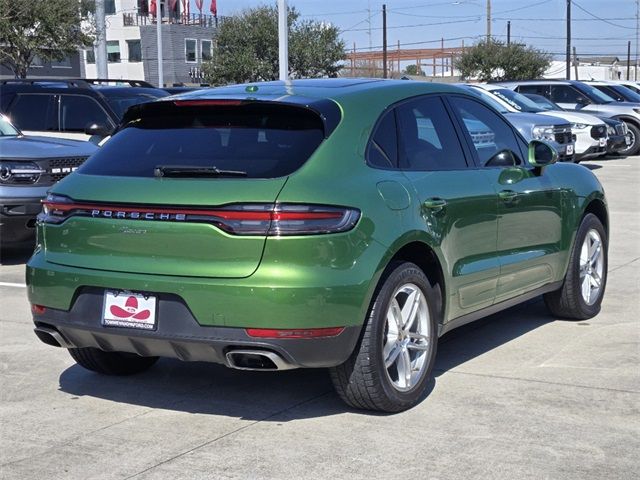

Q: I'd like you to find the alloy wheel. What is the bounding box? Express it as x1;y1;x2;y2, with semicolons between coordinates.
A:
382;283;431;392
579;229;604;305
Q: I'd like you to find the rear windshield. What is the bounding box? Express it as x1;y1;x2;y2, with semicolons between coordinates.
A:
102;91;170;118
79;103;326;178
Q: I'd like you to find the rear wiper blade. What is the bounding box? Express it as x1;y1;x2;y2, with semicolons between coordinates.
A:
154;165;247;178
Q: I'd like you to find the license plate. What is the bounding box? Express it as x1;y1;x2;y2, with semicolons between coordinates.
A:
599;138;606;147
566;144;574;155
102;290;157;330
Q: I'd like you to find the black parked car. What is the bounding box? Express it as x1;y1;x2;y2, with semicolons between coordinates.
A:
0;79;169;142
0;114;97;248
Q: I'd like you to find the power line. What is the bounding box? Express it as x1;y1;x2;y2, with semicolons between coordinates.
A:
572;1;636;30
346;17;480;33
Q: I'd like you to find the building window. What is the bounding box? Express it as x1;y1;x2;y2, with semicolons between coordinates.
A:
52;56;72;68
86;48;95;64
185;39;197;63
201;40;212;62
32;55;44;68
127;40;142;62
107;41;121;63
105;0;116;15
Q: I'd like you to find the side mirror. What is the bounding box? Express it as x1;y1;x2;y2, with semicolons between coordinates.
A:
485;149;518;167
576;96;590;106
528;140;558;167
84;122;113;137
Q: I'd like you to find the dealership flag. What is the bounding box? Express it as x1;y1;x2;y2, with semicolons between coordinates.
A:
210;0;217;16
149;0;157;16
195;0;203;12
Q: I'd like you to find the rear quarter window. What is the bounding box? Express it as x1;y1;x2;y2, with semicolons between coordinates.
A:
79;102;327;178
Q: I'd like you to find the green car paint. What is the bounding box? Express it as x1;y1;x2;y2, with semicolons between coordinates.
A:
27;79;607;350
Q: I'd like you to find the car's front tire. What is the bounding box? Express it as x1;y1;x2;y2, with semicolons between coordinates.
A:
330;261;438;412
620;122;640;156
544;213;608;319
69;347;158;375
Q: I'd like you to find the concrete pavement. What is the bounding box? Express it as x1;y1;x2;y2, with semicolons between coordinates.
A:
1;156;638;480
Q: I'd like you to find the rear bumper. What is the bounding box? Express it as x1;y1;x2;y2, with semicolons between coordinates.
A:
31;288;361;368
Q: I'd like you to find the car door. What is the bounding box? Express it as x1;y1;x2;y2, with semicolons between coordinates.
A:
394;95;500;321
446;95;564;304
6;93;58;136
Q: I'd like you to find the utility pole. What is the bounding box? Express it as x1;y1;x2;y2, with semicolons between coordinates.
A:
367;0;372;51
156;0;163;87
95;0;108;78
486;0;491;42
634;0;640;82
566;0;571;80
628;40;632;80
507;20;511;45
573;46;579;80
278;0;288;80
382;4;387;78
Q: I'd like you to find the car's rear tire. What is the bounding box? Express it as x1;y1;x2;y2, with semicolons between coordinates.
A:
620;122;640;156
544;213;607;320
68;347;158;375
330;261;438;412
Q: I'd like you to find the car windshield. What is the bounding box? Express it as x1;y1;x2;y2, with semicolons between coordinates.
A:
79;102;327;179
465;87;510;113
609;84;640;103
522;94;563;111
0;116;19;136
576;83;616;104
102;91;170;118
487;88;542;113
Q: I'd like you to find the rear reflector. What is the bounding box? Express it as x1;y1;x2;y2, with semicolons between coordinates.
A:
245;327;345;339
31;304;46;315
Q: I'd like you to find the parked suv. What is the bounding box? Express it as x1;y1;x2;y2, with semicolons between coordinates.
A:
500;80;640;155
27;80;609;412
472;84;607;162
0;79;169;142
0;114;97;248
463;85;576;161
583;80;640;104
524;93;631;156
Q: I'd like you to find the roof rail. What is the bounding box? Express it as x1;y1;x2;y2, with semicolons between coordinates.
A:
80;78;156;88
0;78;91;88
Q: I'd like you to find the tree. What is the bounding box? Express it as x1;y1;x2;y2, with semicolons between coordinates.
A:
456;39;551;82
202;5;345;85
403;64;424;76
0;0;94;78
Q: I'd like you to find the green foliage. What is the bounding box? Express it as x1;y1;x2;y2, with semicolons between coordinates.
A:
403;64;424;76
0;0;94;78
202;5;346;85
456;39;551;82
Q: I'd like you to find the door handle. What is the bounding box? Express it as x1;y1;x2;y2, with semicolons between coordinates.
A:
498;190;518;201
423;198;447;211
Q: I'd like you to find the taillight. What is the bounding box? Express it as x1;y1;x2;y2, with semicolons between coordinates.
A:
40;194;360;236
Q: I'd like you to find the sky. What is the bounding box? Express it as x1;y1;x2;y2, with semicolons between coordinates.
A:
189;0;640;60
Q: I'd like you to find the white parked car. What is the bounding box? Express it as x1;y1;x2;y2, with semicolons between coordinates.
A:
472;84;608;162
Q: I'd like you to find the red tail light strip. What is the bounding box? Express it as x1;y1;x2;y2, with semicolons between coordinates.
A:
42;201;343;221
173;100;243;107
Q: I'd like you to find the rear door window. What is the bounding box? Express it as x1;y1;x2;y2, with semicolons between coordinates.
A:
59;95;113;132
396;96;467;171
7;94;57;131
79;102;327;178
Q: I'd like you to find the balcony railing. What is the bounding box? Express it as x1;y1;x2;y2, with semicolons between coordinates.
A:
123;12;225;28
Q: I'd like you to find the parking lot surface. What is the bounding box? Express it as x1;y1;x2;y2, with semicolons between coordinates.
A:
1;157;638;480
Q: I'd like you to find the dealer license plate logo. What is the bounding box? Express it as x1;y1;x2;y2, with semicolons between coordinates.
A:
103;290;157;330
566;144;574;155
599;138;606;147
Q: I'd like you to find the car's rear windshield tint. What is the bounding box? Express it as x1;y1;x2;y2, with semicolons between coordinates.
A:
79;103;326;178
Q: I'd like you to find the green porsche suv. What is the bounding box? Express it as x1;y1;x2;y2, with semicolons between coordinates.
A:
27;79;608;412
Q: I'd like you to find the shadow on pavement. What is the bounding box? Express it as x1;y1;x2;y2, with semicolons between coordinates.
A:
0;245;33;266
57;298;553;419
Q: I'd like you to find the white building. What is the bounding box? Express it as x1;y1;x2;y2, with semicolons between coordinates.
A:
83;0;218;86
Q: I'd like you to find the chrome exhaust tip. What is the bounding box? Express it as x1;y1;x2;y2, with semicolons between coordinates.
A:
225;349;295;371
34;325;74;349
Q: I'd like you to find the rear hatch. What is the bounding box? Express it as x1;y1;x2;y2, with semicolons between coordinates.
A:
41;99;333;278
